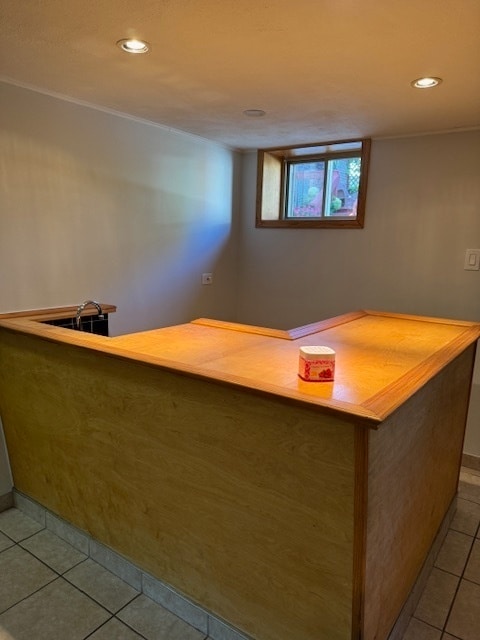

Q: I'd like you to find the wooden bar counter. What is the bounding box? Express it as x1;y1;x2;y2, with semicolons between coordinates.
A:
0;307;479;640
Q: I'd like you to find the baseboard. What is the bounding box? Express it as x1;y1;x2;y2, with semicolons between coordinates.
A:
0;491;13;512
462;453;480;472
387;496;456;640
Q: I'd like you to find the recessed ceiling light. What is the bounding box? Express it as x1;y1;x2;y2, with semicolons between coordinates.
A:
116;38;150;54
411;77;442;89
243;109;266;117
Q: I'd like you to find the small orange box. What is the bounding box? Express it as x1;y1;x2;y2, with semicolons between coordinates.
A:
298;346;335;381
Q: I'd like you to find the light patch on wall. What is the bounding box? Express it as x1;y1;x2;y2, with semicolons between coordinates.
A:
151;147;234;224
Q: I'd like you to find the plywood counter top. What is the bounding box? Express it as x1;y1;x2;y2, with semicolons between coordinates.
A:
1;307;479;427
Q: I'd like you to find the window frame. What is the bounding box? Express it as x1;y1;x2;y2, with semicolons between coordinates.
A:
255;138;371;229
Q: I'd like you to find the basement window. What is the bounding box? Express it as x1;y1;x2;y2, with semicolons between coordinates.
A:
256;138;371;228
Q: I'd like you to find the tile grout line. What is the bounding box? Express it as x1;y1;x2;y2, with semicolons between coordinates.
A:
2;508;216;640
441;515;480;636
19;538;89;578
407;498;480;638
81;601;151;640
61;562;140;618
78;612;116;640
0;537;126;629
0;543;61;617
2;539;155;640
100;593;151;640
0;528;152;640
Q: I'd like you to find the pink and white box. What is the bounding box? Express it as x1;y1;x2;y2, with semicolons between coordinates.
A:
298;346;336;382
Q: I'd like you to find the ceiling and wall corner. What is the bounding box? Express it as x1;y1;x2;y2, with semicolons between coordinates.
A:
0;0;479;150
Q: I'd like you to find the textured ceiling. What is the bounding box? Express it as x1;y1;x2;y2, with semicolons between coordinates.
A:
1;0;479;150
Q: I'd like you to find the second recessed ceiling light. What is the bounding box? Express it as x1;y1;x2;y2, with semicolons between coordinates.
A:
411;77;443;89
117;39;150;54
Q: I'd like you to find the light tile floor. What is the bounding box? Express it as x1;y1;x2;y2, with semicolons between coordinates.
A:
1;467;479;640
0;509;208;639
402;467;480;640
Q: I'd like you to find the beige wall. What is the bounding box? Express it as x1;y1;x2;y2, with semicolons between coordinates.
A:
237;131;480;456
0;82;241;336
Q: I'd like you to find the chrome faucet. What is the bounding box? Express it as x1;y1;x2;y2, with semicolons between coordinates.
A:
75;300;104;330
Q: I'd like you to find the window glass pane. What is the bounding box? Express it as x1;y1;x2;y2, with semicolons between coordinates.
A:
286;161;325;218
328;156;362;217
285;140;362;157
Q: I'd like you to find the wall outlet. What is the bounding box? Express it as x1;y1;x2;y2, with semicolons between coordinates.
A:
202;273;213;285
464;249;480;271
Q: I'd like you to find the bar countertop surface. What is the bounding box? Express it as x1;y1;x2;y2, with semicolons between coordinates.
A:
1;306;479;427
